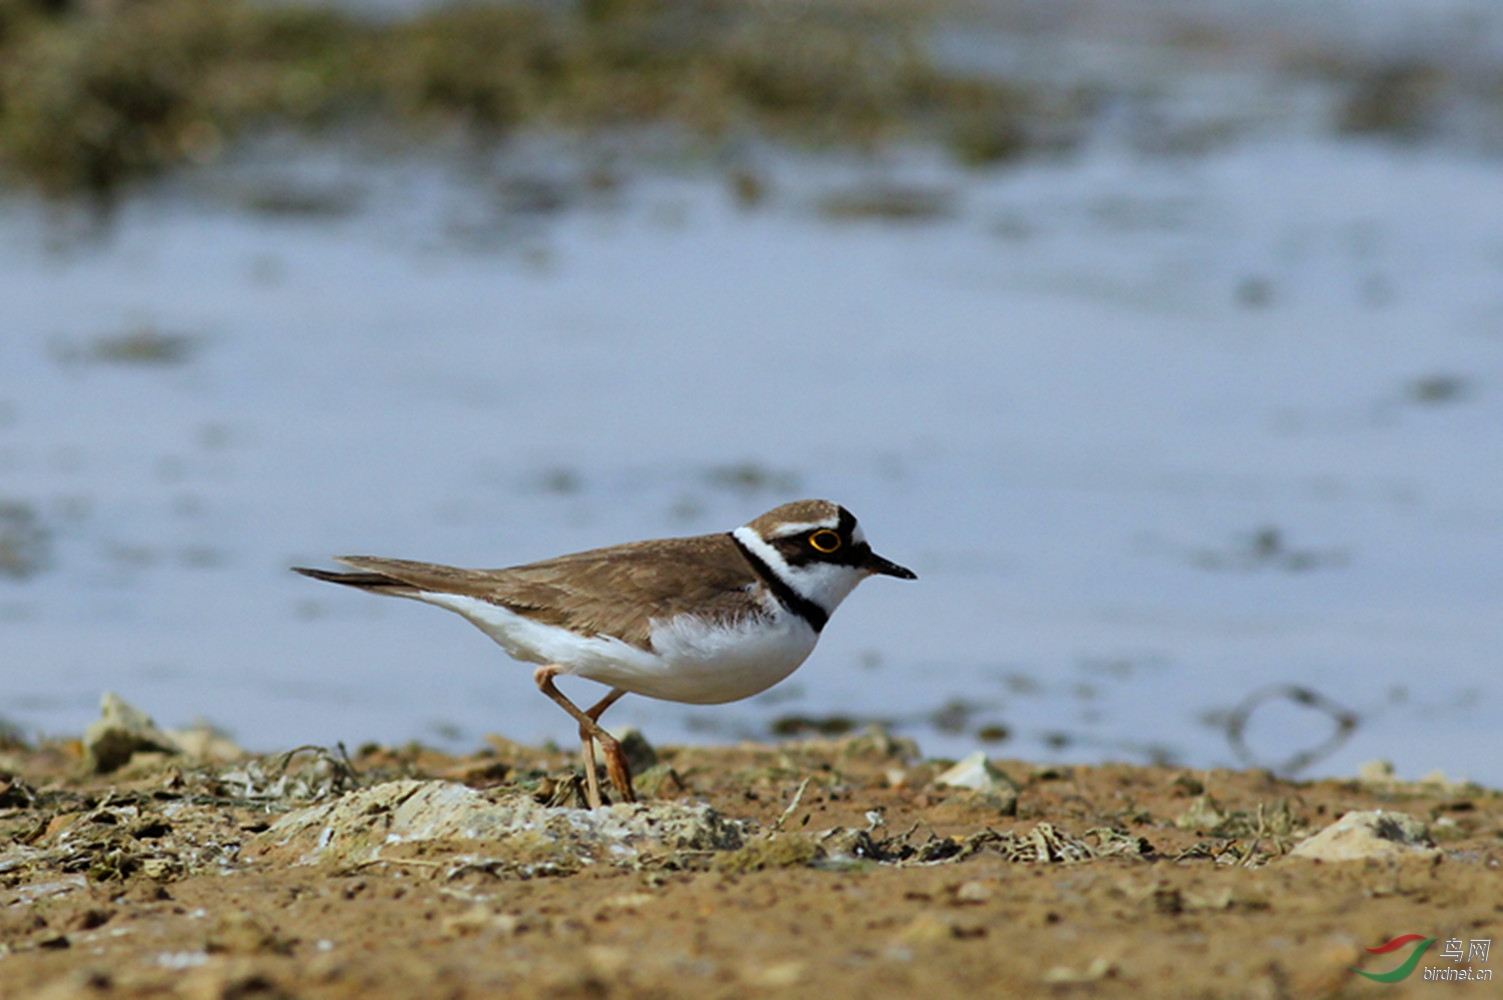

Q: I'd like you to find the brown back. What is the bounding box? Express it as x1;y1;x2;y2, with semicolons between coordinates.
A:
333;532;763;651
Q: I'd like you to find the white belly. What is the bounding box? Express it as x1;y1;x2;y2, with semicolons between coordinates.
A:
412;592;820;705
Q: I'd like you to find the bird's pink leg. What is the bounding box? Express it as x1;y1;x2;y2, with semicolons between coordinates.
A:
534;666;634;808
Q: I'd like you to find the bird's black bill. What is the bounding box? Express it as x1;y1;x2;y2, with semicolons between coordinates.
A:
866;550;917;580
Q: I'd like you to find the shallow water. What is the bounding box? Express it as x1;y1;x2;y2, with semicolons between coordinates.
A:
2;133;1501;783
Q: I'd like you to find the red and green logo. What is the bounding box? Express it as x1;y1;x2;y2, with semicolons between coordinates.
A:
1351;934;1437;983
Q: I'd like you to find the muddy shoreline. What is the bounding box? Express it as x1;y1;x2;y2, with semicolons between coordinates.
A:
1;724;1499;999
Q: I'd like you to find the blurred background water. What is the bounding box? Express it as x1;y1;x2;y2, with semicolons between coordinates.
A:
2;0;1501;783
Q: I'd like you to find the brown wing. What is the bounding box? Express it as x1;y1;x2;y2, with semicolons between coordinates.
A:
316;532;764;650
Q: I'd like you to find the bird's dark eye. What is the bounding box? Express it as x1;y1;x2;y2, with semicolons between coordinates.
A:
808;529;842;553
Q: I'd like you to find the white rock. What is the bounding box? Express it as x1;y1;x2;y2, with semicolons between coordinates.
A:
934;751;1017;793
1288;810;1437;862
246;779;745;869
166;723;245;763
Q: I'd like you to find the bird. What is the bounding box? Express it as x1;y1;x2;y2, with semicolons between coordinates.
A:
293;499;915;808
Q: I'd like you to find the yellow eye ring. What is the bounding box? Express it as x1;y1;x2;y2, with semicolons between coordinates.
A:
809;529;842;553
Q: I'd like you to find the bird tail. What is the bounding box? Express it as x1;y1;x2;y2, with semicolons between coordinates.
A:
291;566;416;595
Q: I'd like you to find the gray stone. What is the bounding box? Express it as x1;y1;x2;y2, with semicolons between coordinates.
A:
614;727;659;775
1174;794;1227;831
82;692;181;774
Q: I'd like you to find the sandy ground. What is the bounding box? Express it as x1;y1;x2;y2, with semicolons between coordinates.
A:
1;732;1499;1000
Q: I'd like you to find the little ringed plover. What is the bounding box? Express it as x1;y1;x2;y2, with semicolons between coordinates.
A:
294;499;915;808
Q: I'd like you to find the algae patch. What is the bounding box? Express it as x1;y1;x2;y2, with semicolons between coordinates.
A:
0;0;1047;201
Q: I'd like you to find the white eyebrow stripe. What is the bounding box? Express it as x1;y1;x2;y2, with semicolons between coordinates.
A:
764;518;840;538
